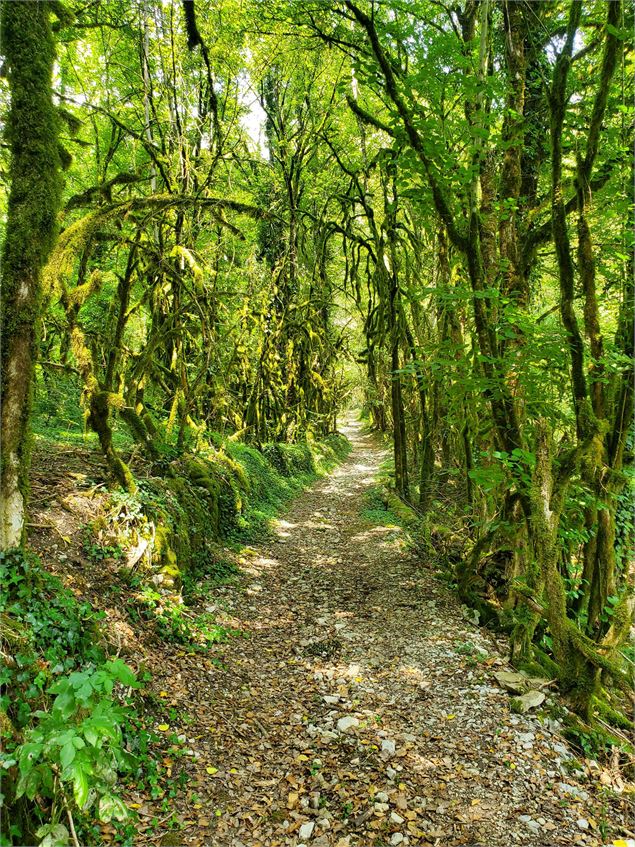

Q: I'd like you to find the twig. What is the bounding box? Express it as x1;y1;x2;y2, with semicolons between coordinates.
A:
60;787;81;847
26;521;71;544
596;716;634;748
66;807;80;847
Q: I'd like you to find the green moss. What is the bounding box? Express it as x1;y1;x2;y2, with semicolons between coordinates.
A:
509;698;524;715
518;660;552;678
593;697;634;731
0;1;64;545
562;712;633;758
531;646;561;678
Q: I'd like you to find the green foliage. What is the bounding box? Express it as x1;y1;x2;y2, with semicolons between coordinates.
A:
2;0;631;789
0;549;104;729
13;661;138;818
563;719;633;760
0;550;146;847
224;434;350;543
182;553;240;601
360;488;396;527
469;448;536;494
81;529;123;564
125;581;238;650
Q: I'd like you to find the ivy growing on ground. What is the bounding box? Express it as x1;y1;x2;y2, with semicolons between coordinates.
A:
0;550;145;846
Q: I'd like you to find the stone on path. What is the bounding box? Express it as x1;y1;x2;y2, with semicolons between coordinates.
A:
337;715;359;732
381;738;396;757
511;689;545;712
299;821;315;840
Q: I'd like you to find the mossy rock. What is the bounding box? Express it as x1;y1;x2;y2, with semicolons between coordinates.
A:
183;458;222;496
152;524;182;588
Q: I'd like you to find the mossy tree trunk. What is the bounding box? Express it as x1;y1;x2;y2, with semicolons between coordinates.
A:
0;1;63;548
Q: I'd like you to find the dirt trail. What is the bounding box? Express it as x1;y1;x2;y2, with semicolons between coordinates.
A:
138;421;623;847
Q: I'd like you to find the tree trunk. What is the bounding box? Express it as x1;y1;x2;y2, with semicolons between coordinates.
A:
0;1;63;548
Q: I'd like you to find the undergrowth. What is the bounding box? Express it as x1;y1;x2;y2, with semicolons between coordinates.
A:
0;549;146;847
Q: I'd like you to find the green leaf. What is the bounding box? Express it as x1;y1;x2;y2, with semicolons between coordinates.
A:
105;659;139;688
52;689;75;720
84;728;99;747
17;767;41;801
36;823;70;847
76;681;94;702
60;742;76;768
18;741;43;775
98;794;129;823
67;761;90;808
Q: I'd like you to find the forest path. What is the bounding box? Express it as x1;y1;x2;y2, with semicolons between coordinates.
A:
145;421;614;847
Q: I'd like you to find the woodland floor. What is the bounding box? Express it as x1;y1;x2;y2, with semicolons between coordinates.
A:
30;422;632;847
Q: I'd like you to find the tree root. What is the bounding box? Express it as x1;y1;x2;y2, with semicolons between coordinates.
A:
593;696;634;732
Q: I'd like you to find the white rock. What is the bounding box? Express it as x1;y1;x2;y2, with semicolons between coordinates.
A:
577;819;589;831
390;834;404;846
390;812;404;824
381;739;396;756
337;716;359;732
375;791;389;803
374;802;389;812
512;690;545;712
299;822;315;840
317;817;330;830
558;783;589;801
386;767;397;780
323;695;340;705
494;671;528;693
320;730;338;742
